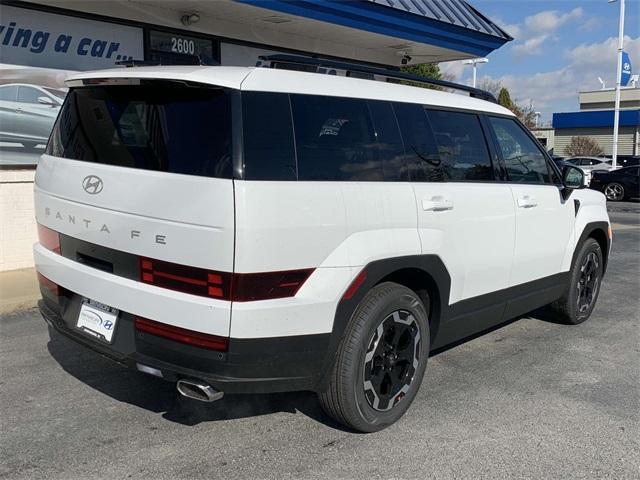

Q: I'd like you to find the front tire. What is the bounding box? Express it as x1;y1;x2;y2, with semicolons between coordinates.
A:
549;238;603;325
604;182;625;201
319;282;430;432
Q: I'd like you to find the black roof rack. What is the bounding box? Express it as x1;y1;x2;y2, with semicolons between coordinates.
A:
258;54;497;103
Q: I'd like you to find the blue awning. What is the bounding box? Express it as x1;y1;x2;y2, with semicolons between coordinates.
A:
237;0;512;59
553;110;640;129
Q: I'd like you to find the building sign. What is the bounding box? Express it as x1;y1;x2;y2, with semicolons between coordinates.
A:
0;5;143;71
148;30;216;65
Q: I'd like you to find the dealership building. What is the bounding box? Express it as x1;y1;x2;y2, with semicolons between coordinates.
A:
547;86;640;157
0;0;511;272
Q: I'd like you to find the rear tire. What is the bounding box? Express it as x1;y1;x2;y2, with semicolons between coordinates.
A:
549;238;603;325
318;282;430;432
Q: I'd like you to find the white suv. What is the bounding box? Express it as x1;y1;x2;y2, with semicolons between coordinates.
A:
34;65;611;432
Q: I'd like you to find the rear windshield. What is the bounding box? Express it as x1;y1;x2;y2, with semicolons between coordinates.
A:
46;83;233;178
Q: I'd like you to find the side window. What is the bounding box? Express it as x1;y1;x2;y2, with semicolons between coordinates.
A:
17;86;42;104
242;92;296;180
489;116;552;184
0;85;18;101
290;94;380;181
392;102;441;181
425;109;493;181
367;100;407;181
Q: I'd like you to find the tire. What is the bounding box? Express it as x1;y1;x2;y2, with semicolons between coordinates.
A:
604;182;625;201
549;238;603;325
318;282;430;432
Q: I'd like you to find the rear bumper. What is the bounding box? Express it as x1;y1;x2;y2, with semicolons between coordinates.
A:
39;294;330;394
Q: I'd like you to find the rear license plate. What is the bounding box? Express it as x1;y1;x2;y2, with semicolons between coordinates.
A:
76;299;119;343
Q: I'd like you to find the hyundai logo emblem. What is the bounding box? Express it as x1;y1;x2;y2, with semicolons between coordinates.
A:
82;175;103;195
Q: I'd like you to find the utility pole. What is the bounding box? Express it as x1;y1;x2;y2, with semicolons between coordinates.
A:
610;0;625;169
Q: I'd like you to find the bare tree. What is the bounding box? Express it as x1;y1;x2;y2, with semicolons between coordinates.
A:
477;78;502;98
564;136;604;157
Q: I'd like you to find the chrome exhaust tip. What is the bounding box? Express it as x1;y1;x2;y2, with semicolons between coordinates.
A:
176;379;224;402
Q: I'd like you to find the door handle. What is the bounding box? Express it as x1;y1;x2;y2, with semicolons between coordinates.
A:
422;195;454;211
517;195;538;208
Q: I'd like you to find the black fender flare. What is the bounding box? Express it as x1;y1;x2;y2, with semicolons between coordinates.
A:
314;255;451;391
572;221;610;274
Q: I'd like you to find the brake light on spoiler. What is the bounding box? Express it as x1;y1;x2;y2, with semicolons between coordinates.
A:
140;257;313;302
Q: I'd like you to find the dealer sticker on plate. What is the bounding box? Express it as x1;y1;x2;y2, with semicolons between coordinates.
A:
76;299;119;343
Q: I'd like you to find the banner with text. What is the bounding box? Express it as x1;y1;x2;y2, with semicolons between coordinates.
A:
0;5;143;71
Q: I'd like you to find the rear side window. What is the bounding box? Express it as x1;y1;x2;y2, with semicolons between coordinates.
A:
242;92;296;180
47;83;233;178
0;85;18;101
392;102;441;181
489;116;551;184
290;94;380;181
426;110;493;181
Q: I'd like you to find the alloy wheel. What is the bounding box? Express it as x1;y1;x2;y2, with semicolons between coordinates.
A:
604;183;624;201
363;310;421;412
576;251;600;313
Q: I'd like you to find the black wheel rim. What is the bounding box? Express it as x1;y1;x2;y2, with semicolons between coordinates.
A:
604;183;624;201
362;310;421;412
576;251;600;313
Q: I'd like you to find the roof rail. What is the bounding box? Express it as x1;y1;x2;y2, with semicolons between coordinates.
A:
258;54;497;103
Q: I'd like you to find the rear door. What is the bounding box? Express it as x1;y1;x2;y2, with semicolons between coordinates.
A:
397;103;515;325
487;116;575;287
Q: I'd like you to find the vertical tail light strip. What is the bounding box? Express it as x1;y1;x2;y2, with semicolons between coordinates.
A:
37;224;61;254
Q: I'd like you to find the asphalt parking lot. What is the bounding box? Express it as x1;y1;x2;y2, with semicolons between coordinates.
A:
1;202;639;479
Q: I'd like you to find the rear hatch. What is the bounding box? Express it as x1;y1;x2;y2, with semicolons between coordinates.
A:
34;79;236;335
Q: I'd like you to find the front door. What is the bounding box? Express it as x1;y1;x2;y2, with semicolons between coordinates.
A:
487;116;575;287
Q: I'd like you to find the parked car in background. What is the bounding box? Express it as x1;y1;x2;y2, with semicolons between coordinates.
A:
590;167;640;201
0;83;66;149
564;156;615;185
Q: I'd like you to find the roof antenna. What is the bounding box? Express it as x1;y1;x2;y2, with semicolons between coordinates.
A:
597;77;606;89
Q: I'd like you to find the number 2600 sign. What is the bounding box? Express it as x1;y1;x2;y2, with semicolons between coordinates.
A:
171;37;195;55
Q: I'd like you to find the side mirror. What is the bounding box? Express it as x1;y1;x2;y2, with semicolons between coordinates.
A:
561;166;585;199
37;96;55;106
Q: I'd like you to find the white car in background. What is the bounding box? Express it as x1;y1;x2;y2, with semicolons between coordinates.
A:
0;83;67;149
564;156;616;185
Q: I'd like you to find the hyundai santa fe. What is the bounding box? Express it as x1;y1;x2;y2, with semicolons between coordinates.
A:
34;62;611;432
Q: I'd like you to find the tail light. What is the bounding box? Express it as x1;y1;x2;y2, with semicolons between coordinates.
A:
140;257;313;302
140;257;232;300
37;272;61;296
134;316;229;351
37;224;60;254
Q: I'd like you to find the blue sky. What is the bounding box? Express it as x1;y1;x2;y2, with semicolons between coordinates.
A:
440;0;640;123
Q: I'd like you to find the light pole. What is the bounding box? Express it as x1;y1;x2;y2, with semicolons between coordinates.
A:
609;0;625;169
463;58;489;88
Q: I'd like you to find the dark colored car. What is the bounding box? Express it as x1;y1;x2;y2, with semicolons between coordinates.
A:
590;167;640;201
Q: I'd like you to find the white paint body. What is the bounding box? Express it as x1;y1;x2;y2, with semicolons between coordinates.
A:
34;66;610;340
